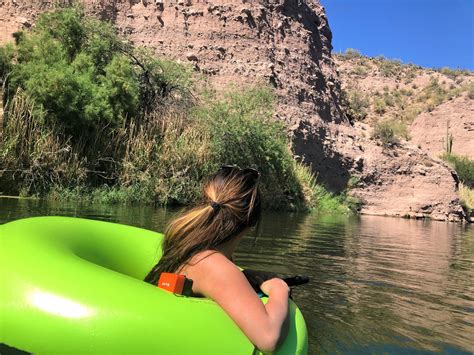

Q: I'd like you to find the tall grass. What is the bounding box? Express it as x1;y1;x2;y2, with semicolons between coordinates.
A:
292;163;348;213
441;153;474;188
1;90;348;211
459;183;474;214
0;89;86;195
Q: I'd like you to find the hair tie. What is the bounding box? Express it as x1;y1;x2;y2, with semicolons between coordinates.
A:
210;201;221;212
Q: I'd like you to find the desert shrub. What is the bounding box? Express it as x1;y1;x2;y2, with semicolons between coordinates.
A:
378;58;403;77
399;88;413;96
382;92;395;107
344;48;362;59
373;97;386;115
404;66;418;83
372;119;409;147
438;67;470;80
350;65;368;77
417;77;448;110
347;90;369;120
400;105;423;123
441;153;474;188
384;90;406;109
467;83;474;100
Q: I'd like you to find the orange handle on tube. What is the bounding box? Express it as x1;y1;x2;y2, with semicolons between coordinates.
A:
157;273;186;294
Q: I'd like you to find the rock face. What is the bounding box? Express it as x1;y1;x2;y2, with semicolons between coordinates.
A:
411;95;474;159
0;0;467;221
330;122;465;222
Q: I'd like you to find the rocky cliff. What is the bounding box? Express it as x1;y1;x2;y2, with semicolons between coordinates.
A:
0;0;467;221
335;53;473;221
335;54;473;160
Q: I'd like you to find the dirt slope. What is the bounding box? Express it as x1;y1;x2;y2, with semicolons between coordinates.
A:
335;53;474;159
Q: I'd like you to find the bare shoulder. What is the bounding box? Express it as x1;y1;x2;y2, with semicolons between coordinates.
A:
185;250;239;278
183;251;247;297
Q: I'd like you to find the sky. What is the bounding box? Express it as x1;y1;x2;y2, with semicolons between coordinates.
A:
320;0;474;70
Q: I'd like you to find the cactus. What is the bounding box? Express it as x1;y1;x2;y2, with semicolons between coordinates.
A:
444;121;453;155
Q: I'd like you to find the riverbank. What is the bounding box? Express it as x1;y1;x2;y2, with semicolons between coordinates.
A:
0;8;350;213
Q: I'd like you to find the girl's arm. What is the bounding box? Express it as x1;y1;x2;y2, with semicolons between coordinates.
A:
186;252;290;352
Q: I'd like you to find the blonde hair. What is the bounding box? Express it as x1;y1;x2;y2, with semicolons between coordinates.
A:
144;167;261;284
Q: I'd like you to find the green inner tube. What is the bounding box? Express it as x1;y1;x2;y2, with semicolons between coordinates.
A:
0;216;308;354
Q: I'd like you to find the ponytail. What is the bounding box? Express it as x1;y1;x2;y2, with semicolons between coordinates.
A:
144;168;261;284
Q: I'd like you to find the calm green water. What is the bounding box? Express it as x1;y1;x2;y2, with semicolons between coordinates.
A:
1;198;473;354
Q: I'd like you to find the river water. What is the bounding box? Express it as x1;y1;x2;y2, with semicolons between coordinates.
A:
1;198;473;354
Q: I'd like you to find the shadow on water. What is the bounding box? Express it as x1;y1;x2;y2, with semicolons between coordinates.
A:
1;199;473;354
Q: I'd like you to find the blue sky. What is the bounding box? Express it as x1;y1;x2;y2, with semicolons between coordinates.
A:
320;0;474;70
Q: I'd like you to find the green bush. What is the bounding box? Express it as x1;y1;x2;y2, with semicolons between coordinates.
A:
344;48;362;59
467;83;474;100
378;58;403;77
0;43;14;79
194;87;332;210
347;91;369;120
372;119;409;147
437;67;470;80
373;97;386;115
441;153;474;188
2;7;191;137
350;65;368;77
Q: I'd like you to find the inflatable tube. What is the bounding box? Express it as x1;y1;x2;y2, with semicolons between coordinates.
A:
0;217;308;354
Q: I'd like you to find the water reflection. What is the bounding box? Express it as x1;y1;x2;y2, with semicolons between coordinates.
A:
0;197;176;231
1;199;473;354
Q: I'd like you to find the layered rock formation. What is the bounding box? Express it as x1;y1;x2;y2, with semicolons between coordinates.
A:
0;0;467;221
